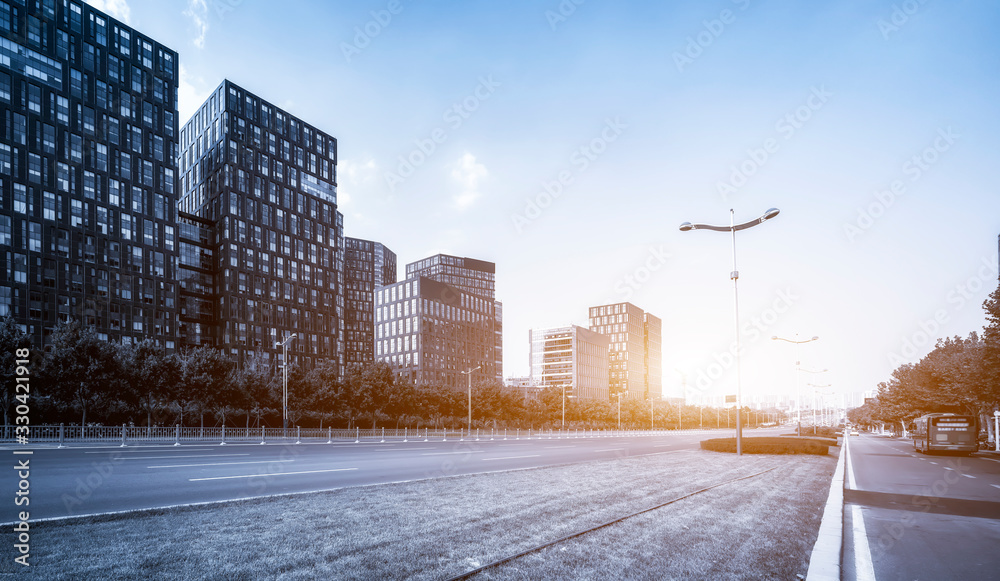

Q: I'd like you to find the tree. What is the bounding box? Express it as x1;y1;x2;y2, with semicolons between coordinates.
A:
174;346;235;427
118;340;180;427
38;320;119;426
0;317;31;427
234;351;276;428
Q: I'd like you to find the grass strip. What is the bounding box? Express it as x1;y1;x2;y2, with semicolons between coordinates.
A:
7;449;835;580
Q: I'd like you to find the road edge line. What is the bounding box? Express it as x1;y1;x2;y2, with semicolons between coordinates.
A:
805;436;846;581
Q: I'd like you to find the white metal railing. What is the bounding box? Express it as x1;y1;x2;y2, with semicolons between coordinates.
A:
0;425;720;446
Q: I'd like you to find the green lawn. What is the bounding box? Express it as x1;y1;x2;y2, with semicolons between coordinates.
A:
5;448;837;580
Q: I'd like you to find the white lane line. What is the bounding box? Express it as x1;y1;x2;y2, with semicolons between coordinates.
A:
122;454;252;460
961;474;975;479
543;446;576;449
992;484;1000;490
595;448;624;453
420;451;486;457
654;444;679;448
944;467;954;471
847;435;876;581
189;468;357;481
979;457;1000;465
374;447;436;451
930;461;939;465
482;455;541;461
149;459;294;469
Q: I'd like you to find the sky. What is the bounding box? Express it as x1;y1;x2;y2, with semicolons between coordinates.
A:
86;0;1000;407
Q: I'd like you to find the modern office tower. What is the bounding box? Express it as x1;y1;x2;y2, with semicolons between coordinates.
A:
376;255;501;387
644;312;662;402
344;236;396;367
0;1;180;349
588;302;662;401
405;253;502;378
177;80;344;373
529;325;609;401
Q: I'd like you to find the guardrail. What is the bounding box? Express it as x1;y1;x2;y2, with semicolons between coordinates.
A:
0;425;721;447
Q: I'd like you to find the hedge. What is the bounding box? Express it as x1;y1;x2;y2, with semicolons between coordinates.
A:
700;437;831;455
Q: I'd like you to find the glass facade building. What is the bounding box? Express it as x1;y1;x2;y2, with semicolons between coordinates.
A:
0;0;179;348
178;80;345;372
529;325;609;401
378;254;502;388
588;302;662;401
344;236;396;367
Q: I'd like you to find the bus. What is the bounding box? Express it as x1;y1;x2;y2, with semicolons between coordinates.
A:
910;413;978;455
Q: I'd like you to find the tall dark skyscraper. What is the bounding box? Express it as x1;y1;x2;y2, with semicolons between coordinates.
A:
0;1;180;349
178;80;345;373
344;236;396;368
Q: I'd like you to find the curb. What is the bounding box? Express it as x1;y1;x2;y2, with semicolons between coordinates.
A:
805;436;847;580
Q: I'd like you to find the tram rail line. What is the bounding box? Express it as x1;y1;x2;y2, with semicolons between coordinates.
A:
444;466;778;580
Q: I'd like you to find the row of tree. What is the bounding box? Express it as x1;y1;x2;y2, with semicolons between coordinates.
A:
1;318;782;431
847;282;1000;436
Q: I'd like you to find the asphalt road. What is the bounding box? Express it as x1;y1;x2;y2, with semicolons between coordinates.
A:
0;429;749;523
842;432;1000;581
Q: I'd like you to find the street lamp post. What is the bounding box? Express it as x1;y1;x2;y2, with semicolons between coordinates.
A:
799;368;828;434
461;365;481;432
562;384;575;429
681;207;780;456
772;335;819;435
275;333;297;436
613;391;626;430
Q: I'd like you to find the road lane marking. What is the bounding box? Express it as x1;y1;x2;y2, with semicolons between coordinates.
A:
122;454;251;460
149;459;294;468
992;484;1000;490
420;451;486;456
595;448;624;453
374;447;436;451
847;435;876;581
482;455;541;461
189;468;357;481
961;474;975;479
930;461;938;465
944;467;954;471
543;446;576;449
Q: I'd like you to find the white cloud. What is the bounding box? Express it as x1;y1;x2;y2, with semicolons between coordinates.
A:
450;152;488;210
85;0;131;24
183;0;209;49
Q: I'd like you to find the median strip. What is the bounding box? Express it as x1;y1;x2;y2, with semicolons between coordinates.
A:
189;468;357;481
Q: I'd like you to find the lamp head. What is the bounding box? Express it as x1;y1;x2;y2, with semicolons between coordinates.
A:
679;222;694;232
763;207;780;221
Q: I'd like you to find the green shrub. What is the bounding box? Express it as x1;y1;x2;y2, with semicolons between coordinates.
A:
700;437;830;455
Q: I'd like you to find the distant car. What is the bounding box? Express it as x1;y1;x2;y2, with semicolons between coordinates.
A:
850;430;859;436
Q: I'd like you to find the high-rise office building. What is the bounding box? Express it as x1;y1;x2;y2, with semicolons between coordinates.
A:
405;253;502;377
588;302;662;401
177;80;345;373
529;325;609;401
377;254;501;387
344;236;396;367
0;1;180;349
